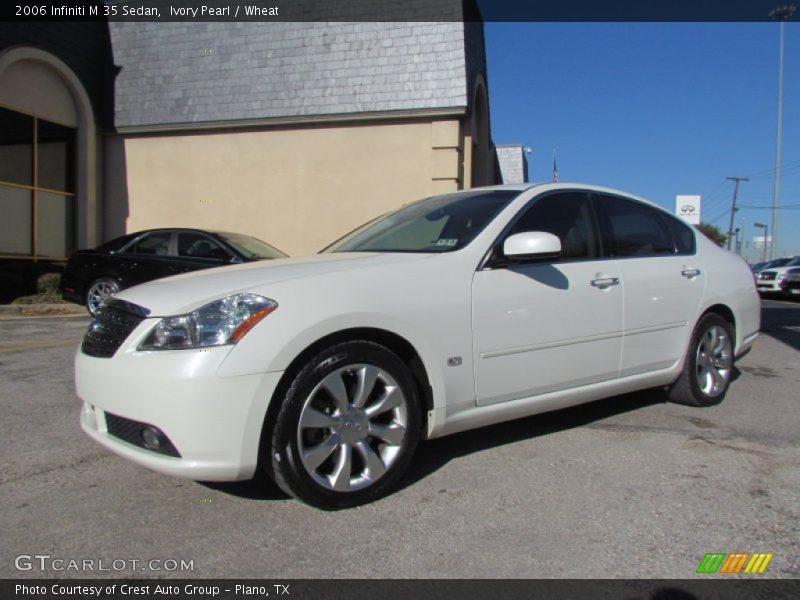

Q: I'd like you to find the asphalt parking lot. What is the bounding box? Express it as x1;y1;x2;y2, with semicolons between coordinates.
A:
1;299;798;579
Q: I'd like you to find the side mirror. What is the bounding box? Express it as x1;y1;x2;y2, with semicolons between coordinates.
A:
503;231;561;260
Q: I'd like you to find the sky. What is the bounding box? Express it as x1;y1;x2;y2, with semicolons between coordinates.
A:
484;22;800;261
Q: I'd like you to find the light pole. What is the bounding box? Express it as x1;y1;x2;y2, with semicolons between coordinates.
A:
754;222;769;263
769;4;797;259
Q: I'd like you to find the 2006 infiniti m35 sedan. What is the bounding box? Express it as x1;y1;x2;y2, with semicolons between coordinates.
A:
76;183;760;509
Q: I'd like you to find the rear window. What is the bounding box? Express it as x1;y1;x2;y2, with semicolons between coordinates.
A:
662;215;696;255
95;233;138;253
593;194;675;257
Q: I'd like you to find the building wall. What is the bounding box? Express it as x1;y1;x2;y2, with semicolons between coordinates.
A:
105;117;465;256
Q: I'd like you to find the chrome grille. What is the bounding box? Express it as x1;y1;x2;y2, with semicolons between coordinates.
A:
81;300;148;358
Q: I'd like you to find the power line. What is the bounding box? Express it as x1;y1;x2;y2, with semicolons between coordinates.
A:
739;203;800;209
709;209;730;225
746;158;800;179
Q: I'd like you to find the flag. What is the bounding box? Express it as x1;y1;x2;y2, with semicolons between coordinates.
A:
552;153;559;183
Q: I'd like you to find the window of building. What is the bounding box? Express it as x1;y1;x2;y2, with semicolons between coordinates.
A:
0;105;76;259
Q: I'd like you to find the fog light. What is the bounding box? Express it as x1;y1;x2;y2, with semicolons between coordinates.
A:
141;426;162;450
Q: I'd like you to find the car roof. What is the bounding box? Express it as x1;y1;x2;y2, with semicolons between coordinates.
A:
125;227;219;236
466;182;672;214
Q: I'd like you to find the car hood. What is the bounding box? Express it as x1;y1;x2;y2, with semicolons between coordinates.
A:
114;252;432;316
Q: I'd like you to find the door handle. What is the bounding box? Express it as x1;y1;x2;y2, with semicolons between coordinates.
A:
681;268;701;279
591;277;620;288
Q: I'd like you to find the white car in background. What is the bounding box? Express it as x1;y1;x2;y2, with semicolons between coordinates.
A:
76;183;760;509
756;256;800;294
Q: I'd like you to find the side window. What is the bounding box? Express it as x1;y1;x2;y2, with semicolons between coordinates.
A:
662;215;696;255
509;192;600;259
178;232;230;260
127;232;172;256
594;194;674;257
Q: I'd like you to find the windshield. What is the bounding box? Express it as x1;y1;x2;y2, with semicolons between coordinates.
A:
218;233;287;259
324;190;520;253
767;258;792;268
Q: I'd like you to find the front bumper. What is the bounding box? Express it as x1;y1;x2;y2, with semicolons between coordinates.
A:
780;281;800;296
756;280;781;293
76;343;283;482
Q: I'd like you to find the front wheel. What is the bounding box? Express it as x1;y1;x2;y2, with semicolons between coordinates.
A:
268;341;421;509
667;313;734;407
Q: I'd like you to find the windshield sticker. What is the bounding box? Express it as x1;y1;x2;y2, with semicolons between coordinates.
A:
436;239;458;247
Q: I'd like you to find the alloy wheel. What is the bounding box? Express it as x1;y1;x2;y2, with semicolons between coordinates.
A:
296;364;409;493
694;325;733;397
86;279;120;315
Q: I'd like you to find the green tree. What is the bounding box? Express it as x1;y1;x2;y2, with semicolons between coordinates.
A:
696;223;727;247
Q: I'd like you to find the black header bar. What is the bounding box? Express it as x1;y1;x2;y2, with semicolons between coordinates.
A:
3;0;799;22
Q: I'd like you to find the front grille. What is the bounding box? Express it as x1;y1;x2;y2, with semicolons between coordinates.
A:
81;300;148;358
759;271;777;281
105;412;181;458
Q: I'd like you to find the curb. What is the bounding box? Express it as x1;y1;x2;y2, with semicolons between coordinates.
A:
0;303;88;317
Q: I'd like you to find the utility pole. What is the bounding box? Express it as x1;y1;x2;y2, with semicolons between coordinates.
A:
769;4;797;259
726;176;749;251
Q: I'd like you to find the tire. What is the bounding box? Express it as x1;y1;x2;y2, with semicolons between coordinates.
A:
667;313;734;407
268;340;421;509
85;277;120;316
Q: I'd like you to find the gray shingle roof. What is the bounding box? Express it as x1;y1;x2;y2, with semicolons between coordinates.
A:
496;145;529;184
109;21;470;128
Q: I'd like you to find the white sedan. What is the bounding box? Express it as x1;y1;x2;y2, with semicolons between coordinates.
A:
76;183;760;509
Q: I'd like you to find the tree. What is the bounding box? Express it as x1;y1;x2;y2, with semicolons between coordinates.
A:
696;223;727;247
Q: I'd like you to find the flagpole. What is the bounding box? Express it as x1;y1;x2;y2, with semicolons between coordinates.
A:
552;148;558;183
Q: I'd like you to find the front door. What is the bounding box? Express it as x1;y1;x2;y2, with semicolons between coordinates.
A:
472;191;624;406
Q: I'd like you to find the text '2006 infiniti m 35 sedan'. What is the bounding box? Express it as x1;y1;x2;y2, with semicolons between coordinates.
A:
76;183;760;509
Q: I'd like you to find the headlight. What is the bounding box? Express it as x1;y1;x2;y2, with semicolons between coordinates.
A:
139;293;277;351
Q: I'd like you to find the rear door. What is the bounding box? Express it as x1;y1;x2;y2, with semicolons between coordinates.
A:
592;193;705;377
116;231;175;286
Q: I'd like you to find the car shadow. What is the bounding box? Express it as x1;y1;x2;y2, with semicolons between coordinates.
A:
208;387;674;503
398;388;668;493
205;367;748;504
760;300;800;352
202;473;289;501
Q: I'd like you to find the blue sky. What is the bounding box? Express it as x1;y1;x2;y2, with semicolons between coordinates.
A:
485;23;800;260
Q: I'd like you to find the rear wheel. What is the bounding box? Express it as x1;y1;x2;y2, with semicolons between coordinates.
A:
85;277;120;315
268;341;420;509
667;313;734;407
